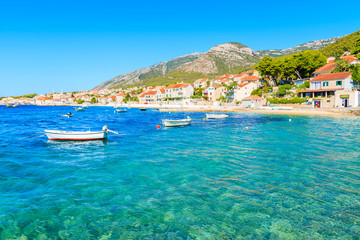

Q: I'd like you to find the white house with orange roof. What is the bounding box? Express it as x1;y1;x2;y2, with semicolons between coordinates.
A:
241;75;262;87
241;95;264;108
298;72;360;108
215;74;235;85
156;88;165;102
234;70;260;83
204;85;227;101
139;91;157;103
193;78;209;88
234;82;258;102
116;93;126;103
165;83;194;101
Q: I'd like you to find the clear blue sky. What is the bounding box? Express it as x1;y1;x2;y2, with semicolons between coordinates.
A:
1;0;359;96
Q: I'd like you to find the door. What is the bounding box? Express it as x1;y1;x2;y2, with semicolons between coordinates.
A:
342;98;349;107
314;100;321;108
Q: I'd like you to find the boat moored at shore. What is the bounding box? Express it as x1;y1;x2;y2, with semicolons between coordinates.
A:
162;116;191;127
74;107;86;112
206;113;228;119
115;108;127;113
44;125;118;141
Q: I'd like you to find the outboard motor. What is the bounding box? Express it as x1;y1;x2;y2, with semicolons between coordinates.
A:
102;125;109;132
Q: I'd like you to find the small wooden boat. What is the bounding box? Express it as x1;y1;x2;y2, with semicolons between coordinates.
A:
162;116;191;127
74;107;85;112
140;108;146;111
206;113;228;119
44;125;118;141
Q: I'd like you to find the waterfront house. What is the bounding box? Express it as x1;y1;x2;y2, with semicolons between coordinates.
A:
165;83;194;101
234;82;258;102
298;72;360;108
156;88;165;102
139;91;157;103
241;95;263;108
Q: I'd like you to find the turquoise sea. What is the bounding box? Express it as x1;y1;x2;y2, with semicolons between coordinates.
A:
1;105;360;239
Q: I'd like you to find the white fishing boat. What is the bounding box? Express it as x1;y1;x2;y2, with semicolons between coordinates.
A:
162;116;191;127
206;113;228;119
115;108;127;113
74;107;86;112
44;125;118;141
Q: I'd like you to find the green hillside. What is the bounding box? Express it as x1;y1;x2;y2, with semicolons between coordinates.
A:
112;71;208;88
320;30;360;57
124;65;252;88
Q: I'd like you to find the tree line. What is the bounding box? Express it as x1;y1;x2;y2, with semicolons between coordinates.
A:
255;50;327;85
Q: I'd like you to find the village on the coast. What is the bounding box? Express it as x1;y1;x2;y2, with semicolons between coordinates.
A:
2;55;360;112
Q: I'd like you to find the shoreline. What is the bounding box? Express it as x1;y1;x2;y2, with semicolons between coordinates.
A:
3;103;360;117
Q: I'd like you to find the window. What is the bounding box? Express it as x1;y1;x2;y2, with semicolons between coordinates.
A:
323;82;328;87
336;81;342;86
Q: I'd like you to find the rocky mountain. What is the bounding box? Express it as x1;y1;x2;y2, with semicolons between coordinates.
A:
94;53;202;89
179;42;260;74
94;36;345;89
258;36;342;57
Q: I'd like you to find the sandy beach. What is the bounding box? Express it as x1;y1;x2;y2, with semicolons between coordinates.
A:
117;103;360;117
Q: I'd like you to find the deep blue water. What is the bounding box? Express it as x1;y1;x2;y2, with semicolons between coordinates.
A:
0;105;360;239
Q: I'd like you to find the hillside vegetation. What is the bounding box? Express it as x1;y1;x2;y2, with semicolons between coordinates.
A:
112;71;208;88
320;30;360;57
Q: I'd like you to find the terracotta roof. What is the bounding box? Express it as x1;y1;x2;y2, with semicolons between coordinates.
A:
238;82;251;88
140;91;157;97
158;88;165;93
342;55;359;63
243;95;262;100
200;78;208;82
242;76;260;81
166;83;190;89
216;74;233;80
310;72;351;82
299;88;342;93
117;93;126;96
313;63;336;74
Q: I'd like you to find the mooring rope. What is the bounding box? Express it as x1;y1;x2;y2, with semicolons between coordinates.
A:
18;133;45;140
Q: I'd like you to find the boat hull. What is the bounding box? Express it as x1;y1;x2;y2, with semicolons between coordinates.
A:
75;108;85;112
206;114;228;119
162;119;191;127
44;130;107;141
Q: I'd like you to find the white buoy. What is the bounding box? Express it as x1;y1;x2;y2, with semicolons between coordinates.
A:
289;119;292;122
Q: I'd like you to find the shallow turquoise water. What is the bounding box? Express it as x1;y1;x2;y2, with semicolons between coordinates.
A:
1;105;360;239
